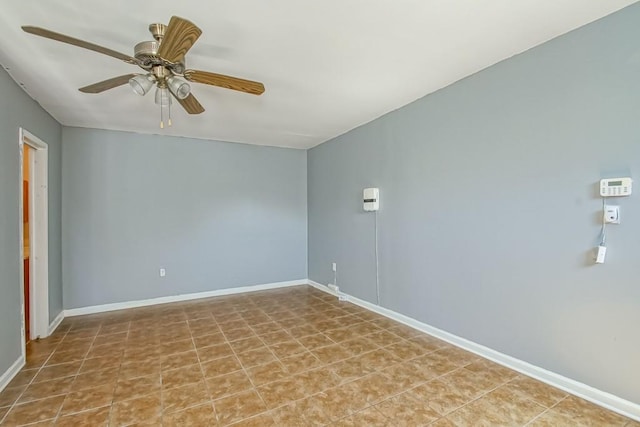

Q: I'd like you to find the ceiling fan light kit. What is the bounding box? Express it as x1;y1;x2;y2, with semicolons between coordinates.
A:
21;16;266;128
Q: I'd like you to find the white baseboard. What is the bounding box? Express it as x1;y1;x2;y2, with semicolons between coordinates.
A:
308;280;640;422
0;355;26;393
64;279;308;317
48;310;64;336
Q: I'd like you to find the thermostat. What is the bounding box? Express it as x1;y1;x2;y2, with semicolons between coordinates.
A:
363;188;379;211
600;177;632;197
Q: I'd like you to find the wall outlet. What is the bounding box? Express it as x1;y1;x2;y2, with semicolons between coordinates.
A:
159;268;166;277
332;262;337;272
604;205;620;224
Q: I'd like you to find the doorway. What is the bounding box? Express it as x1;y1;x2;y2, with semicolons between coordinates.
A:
19;128;49;346
22;145;31;342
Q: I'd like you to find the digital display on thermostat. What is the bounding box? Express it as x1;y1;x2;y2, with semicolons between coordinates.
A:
608;181;623;186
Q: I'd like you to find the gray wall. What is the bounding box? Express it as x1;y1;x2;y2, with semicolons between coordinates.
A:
0;68;62;373
308;4;640;404
62;127;307;309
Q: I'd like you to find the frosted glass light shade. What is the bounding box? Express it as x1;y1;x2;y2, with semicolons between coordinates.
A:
167;76;190;99
129;74;154;96
154;87;172;106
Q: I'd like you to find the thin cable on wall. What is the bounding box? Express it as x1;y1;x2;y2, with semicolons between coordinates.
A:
374;211;381;305
599;197;607;246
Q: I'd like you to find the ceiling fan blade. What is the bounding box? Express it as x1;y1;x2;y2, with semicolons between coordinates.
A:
183;70;265;95
22;26;137;64
174;93;205;114
79;74;137;93
157;16;202;64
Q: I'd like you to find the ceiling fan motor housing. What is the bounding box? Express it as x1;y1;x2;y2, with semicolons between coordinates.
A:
134;40;185;74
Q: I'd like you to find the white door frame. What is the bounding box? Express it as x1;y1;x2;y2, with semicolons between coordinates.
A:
18;128;49;347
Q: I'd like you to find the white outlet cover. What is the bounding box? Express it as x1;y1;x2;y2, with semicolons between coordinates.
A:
604;205;620;224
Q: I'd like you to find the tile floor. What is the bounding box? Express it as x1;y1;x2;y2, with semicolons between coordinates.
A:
0;285;637;426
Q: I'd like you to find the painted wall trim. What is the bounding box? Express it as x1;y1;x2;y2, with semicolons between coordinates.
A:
0;355;25;394
307;280;640;422
48;311;64;336
64;279;308;317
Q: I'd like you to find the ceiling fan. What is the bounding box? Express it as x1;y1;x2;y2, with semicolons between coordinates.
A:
22;16;265;127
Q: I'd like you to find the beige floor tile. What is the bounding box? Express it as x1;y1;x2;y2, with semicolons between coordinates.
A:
502;375;568;408
0;385;26;407
194;333;226;349
349;372;402;405
376;391;441;425
0;406;9;422
32;361;82;383
92;332;127;347
162;403;218;427
56;406;110;426
294;368;340;395
198;343;235;363
47;348;88;364
79;355;122;373
333;406;393;426
297;333;335;350
162;381;210;413
60;384;114;415
430;417;458;427
257;376;307;409
113;373;161;402
72;367;119;392
235;347;276;368
228;412;275;426
160;350;200;372
162;364;204;389
329;357;376;383
311;344;353;364
202;355;243;379
247;361;289;386
474;386;547;425
213;389;267;426
552;396;631;426
380;360;429;389
6;369;38;388
229;337;264;354
223;327;255;342
18;377;74;403
293;396;333;426
258;330;292;345
110;393;161;426
313;382;369;420
1;285;635;427
409;379;471;416
2;395;64;425
279;351;323;374
207;371;253;400
118;360;160;381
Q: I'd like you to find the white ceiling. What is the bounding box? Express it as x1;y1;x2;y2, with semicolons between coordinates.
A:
0;1;636;149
